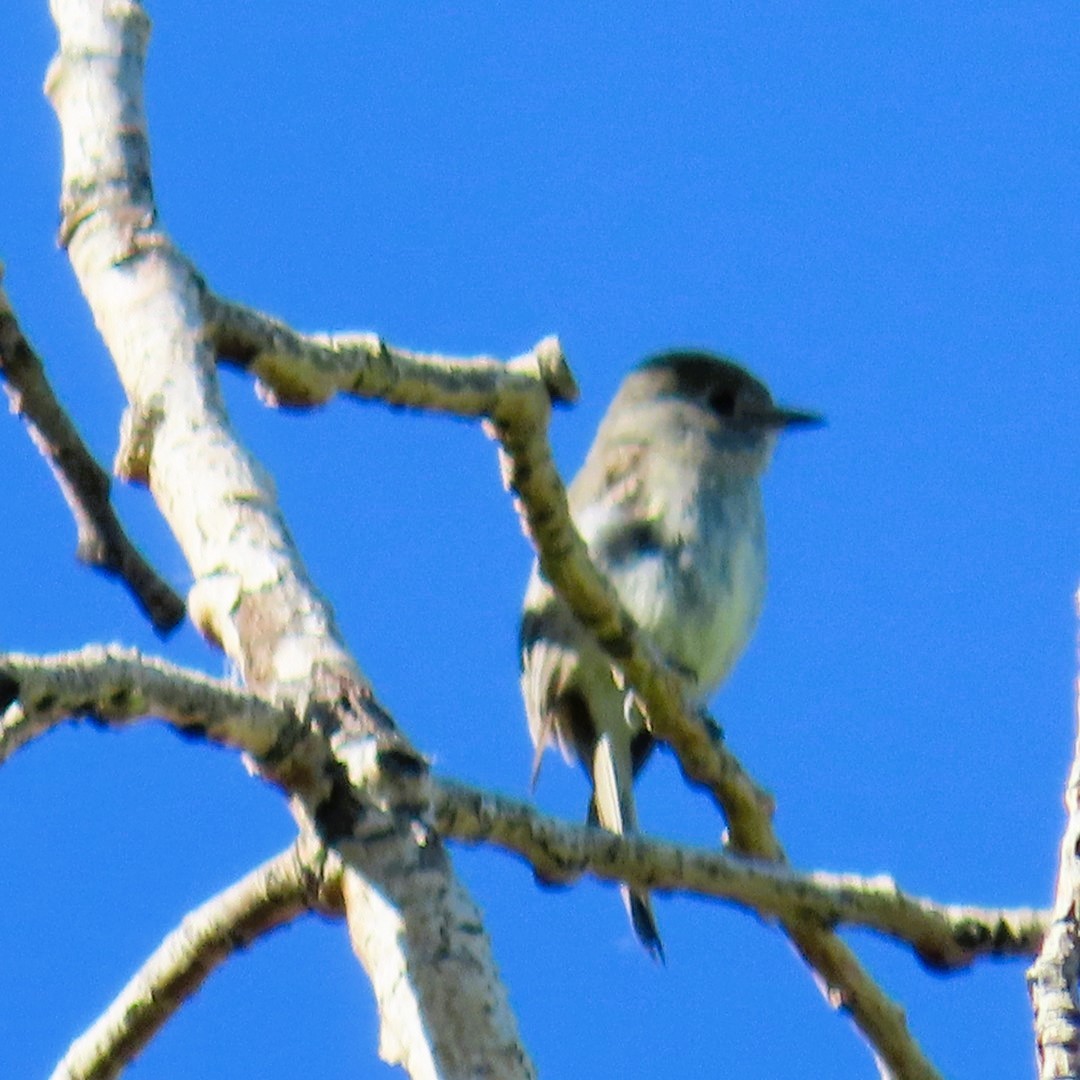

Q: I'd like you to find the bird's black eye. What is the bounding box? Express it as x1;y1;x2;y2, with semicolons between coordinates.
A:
707;387;737;416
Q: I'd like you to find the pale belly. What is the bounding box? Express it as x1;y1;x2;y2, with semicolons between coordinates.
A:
599;483;767;700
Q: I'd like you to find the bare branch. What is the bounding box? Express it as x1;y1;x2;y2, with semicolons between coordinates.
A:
204;292;577;413
0;274;184;632
50;840;342;1080
436;780;1046;971
46;4;532;1075
1028;593;1080;1078
2;647;1041;977
0;646;339;799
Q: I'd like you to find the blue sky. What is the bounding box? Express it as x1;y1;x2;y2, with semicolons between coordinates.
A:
3;4;1078;1077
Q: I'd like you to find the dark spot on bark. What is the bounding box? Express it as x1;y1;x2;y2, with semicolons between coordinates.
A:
0;674;20;712
314;774;366;844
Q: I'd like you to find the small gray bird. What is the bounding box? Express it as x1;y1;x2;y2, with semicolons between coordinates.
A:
519;351;820;960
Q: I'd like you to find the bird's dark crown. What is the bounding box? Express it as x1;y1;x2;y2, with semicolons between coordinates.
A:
623;351;774;417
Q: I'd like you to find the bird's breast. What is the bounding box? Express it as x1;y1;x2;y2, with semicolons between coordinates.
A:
600;471;767;700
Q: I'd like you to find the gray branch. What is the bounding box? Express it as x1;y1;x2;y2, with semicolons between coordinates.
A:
1;648;1040;981
46;2;532;1073
436;780;1046;971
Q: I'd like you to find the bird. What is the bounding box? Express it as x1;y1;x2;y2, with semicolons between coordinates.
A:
519;351;821;960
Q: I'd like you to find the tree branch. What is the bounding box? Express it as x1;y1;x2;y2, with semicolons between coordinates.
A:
204;292;577;414
45;4;531;1075
1;648;1039;982
0;646;338;798
0;273;184;632
480;306;943;1080
50;839;342;1080
436;780;1046;971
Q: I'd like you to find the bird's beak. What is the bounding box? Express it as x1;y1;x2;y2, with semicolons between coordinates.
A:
759;406;826;430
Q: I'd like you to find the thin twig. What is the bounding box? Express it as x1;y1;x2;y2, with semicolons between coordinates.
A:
488;366;937;1077
0;275;185;633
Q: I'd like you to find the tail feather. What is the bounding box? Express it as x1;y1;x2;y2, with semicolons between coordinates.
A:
592;733;664;962
628;891;665;964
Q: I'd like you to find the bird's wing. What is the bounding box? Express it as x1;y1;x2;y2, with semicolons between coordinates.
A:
519;573;587;778
519;441;650;772
567;439;651;534
568;439;672;578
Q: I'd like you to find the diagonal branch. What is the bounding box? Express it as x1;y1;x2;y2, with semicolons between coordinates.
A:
489;387;780;848
50;839;343;1080
497;397;941;1078
46;5;531;1076
0;274;184;633
479;335;943;1080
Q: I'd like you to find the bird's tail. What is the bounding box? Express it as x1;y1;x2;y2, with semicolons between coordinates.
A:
592;733;665;963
